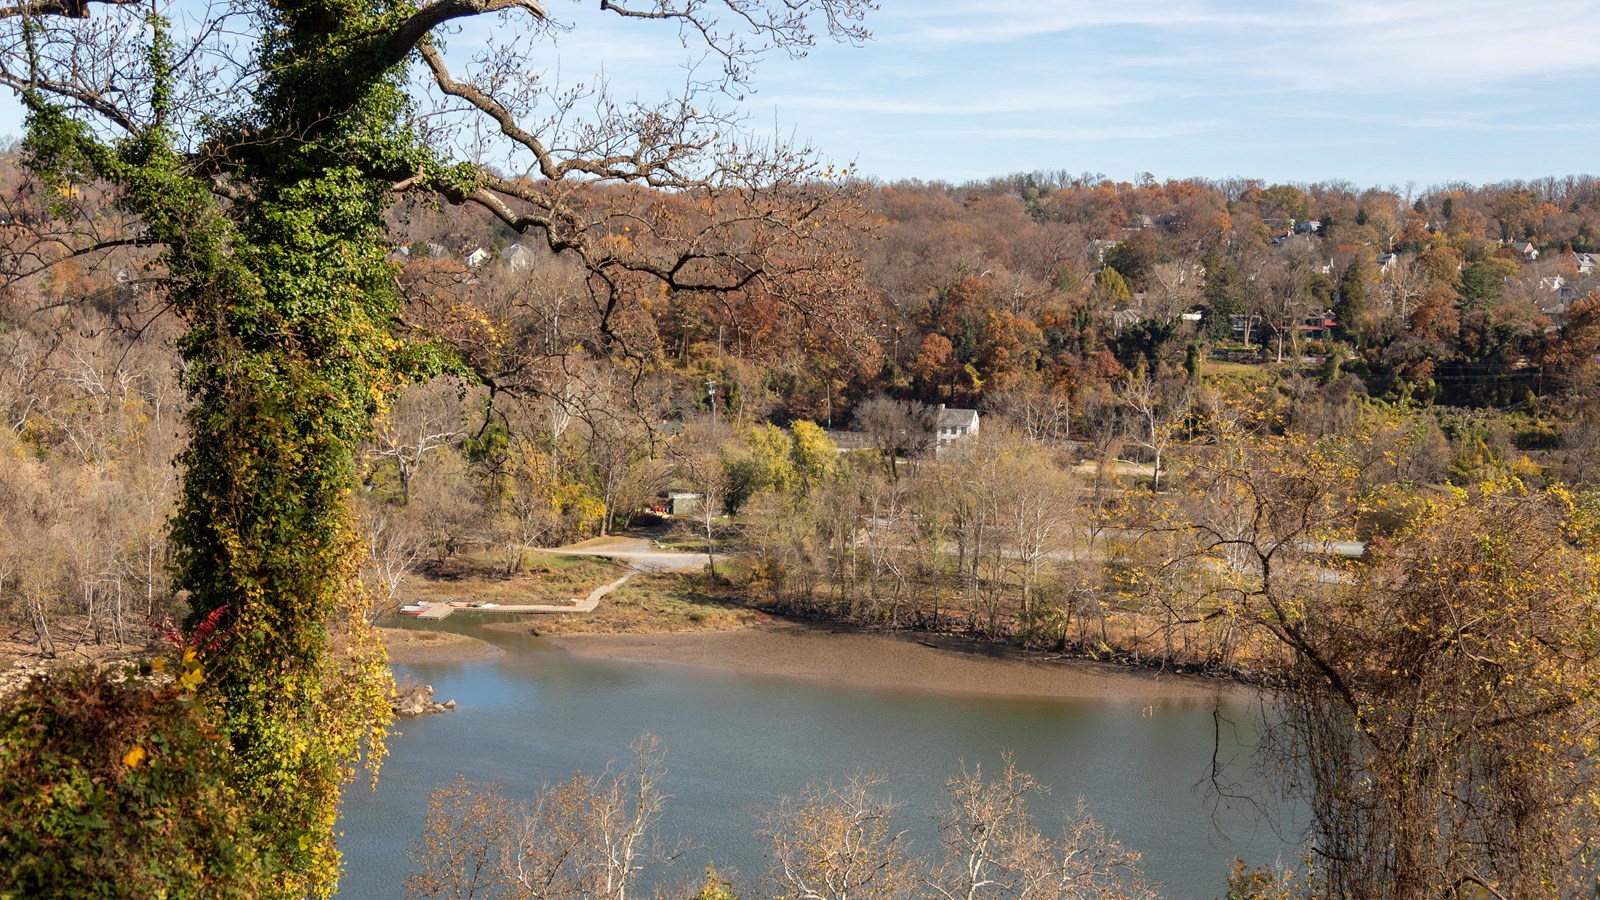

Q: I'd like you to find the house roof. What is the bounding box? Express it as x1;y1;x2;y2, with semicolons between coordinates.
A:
936;406;979;429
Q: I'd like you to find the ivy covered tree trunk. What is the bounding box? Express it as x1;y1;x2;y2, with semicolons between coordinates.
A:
22;5;443;893
165;19;440;897
165;177;414;890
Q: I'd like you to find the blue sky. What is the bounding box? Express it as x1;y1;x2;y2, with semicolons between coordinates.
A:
639;0;1598;189
752;1;1600;188
4;1;1594;189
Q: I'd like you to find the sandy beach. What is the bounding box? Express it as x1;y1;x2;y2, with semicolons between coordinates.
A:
551;619;1244;702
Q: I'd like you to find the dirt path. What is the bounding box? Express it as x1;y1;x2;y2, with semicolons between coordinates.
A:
530;535;707;573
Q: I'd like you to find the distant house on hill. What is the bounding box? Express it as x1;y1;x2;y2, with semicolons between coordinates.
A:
464;246;492;269
1085;239;1116;267
1578;252;1598;276
1297;310;1336;342
1506;241;1539;262
503;243;536;271
1538;294;1573;328
935;404;979;447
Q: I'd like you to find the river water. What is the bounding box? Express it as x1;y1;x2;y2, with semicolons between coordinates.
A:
336;622;1302;899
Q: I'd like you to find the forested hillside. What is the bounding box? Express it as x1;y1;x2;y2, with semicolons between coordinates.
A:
8;159;1600;648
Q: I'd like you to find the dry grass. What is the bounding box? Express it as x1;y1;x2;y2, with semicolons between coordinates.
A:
400;553;628;607
532;572;760;636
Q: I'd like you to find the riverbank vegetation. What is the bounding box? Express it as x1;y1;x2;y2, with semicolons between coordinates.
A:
0;0;873;893
9;160;1600;892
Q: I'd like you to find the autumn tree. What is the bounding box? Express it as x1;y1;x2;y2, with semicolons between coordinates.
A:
910;332;958;403
1544;289;1600;400
1094;267;1133;307
1275;487;1600;898
1156;413;1600;898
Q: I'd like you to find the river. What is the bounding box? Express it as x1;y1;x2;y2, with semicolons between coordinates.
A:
336;621;1302;899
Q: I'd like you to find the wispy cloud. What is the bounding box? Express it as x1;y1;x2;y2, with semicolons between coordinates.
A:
878;1;1600;94
766;86;1157;117
933;120;1222;142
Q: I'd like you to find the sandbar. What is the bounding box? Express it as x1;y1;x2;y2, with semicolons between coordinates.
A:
551;619;1244;702
382;627;504;664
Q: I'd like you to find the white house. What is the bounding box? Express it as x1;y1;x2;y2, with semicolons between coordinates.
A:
502;243;536;271
935;404;979;446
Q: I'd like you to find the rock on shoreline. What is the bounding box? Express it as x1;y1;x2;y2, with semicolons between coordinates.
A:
391;681;456;717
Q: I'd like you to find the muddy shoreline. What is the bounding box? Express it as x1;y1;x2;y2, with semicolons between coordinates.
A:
381;627;504;664
548;618;1245;702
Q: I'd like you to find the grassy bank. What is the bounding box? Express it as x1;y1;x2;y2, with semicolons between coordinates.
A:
529;572;760;636
399;553;628;607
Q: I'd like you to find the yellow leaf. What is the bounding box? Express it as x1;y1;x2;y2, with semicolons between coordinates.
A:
123;746;146;768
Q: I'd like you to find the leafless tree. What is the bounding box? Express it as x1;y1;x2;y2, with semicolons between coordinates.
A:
930;756;1156;900
1116;373;1190;493
1143;261;1201;324
372;378;470;505
983;385;1071;447
855;395;935;480
669;416;734;572
407;735;679;900
760;774;921;900
359;509;427;620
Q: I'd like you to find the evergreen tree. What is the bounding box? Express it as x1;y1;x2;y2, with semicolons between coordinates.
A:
1334;259;1369;346
1201;256;1243;342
